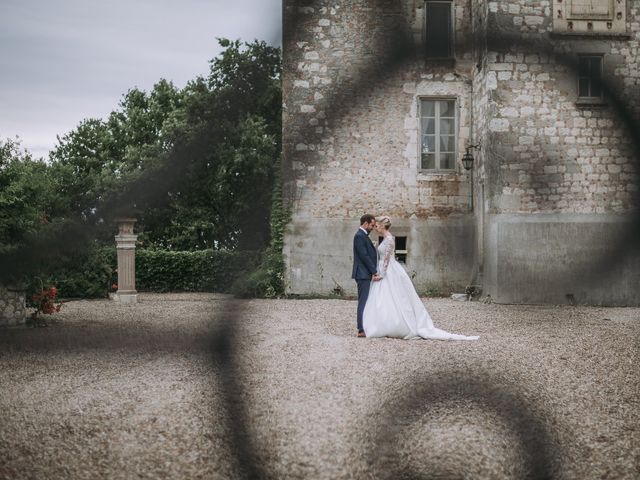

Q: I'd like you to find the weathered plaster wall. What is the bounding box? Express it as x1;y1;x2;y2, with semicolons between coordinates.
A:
484;213;640;305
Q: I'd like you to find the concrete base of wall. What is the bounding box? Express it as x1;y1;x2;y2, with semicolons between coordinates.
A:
283;215;476;296
484;213;640;305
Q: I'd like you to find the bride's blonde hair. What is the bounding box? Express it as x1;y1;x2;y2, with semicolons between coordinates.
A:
376;216;391;230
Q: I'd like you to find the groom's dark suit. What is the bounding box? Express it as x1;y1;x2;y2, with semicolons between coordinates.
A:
352;227;378;333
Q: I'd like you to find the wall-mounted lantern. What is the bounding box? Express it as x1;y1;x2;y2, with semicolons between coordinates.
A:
462;147;475;171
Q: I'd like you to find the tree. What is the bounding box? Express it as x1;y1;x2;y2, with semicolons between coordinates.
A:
47;39;281;251
137;39;281;250
49;79;184;222
0;138;83;286
0;138;60;255
0;39;281;260
1;39;282;297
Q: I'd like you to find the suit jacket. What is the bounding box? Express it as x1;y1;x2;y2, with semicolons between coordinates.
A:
352;228;378;280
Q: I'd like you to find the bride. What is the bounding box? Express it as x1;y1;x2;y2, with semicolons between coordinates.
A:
363;216;479;341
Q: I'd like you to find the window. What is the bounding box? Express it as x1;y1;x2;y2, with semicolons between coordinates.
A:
425;1;453;58
578;55;603;100
378;236;408;263
394;236;408;263
420;99;457;170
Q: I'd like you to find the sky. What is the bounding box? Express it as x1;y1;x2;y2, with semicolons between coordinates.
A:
0;0;282;160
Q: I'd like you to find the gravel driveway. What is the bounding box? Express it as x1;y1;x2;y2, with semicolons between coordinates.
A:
0;293;638;479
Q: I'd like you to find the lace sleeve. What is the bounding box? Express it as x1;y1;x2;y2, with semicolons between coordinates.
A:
379;236;395;278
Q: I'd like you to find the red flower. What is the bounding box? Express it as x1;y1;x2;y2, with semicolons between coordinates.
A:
30;283;62;321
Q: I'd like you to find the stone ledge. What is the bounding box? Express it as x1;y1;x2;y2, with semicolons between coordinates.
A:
549;32;633;40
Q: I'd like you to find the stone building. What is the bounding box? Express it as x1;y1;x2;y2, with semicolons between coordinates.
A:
282;0;640;304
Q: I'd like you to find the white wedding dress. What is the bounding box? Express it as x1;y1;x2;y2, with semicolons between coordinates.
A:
363;235;479;340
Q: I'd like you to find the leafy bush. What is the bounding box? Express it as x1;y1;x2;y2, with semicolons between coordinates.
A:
230;249;285;298
51;246;116;298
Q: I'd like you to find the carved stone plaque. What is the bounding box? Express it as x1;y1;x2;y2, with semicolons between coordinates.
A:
553;0;626;34
569;0;612;19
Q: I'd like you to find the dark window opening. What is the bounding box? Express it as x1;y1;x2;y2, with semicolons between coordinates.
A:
379;236;408;263
395;236;408;263
425;1;453;58
578;55;603;99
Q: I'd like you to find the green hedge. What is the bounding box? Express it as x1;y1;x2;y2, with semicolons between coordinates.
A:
136;249;259;293
46;246;259;298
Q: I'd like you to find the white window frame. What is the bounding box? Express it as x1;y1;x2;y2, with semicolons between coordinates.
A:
418;97;459;172
424;1;455;59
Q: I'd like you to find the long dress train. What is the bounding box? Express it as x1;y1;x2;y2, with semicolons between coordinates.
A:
363;235;479;340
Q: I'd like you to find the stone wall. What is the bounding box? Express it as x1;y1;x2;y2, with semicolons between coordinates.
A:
0;286;26;327
283;0;640;303
283;0;480;295
484;1;639;215
283;0;478;220
480;0;640;303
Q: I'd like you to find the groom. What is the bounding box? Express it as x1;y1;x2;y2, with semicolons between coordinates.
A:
352;214;381;337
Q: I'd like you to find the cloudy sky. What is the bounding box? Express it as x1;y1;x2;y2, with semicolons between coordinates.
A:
0;0;282;159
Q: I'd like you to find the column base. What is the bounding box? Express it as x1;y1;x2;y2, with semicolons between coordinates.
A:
110;293;138;304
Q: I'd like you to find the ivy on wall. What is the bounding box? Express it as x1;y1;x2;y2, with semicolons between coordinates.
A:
231;159;290;298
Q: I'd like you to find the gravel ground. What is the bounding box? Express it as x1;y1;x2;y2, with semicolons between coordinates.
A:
0;293;638;479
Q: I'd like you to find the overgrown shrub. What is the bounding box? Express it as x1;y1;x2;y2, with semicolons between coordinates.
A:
231;159;289;298
230;249;285;298
37;245;116;299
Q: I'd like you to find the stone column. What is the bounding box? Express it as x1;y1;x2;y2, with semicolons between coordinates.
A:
114;218;138;304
